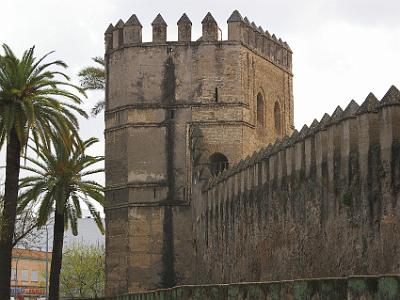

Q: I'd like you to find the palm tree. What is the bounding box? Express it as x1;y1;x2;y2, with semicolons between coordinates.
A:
18;136;104;300
78;57;105;116
0;44;86;300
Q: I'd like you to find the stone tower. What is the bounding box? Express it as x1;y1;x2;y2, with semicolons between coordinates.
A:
104;10;294;295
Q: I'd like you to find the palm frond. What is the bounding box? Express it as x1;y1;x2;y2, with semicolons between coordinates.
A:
19;135;105;237
0;43;86;150
77;56;106;116
91;101;105;117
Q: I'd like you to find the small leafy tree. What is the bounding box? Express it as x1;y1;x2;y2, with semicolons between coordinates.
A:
12;204;44;248
78;57;105;116
60;243;105;298
1;179;45;249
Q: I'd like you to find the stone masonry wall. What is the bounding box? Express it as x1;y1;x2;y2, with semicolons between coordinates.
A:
192;86;400;285
105;11;293;295
104;9;400;298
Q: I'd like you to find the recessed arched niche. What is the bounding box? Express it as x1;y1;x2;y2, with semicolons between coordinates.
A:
209;152;229;176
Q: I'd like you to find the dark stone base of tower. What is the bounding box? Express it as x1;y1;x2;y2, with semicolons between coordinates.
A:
104;10;400;297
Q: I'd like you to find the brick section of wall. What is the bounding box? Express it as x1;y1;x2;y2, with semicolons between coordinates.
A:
106;43;244;111
240;47;293;136
192;87;400;284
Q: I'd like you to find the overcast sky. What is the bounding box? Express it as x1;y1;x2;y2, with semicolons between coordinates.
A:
1;0;399;188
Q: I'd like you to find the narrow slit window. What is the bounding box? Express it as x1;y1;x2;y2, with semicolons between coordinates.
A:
274;101;281;135
256;93;265;127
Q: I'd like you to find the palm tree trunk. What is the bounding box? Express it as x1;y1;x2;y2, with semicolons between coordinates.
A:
49;208;65;300
0;128;21;300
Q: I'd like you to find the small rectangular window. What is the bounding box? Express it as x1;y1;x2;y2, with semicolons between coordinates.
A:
31;270;38;282
11;268;16;280
21;270;28;281
170;109;175;120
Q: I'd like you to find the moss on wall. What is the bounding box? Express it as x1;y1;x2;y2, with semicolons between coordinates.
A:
90;275;400;300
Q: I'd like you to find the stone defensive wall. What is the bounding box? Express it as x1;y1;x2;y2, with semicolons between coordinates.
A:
83;275;400;299
191;86;400;284
104;10;292;73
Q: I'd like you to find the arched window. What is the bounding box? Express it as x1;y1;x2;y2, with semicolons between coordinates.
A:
274;101;281;135
256;93;265;127
209;152;229;176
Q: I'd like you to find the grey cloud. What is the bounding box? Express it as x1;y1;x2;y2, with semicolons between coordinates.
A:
326;0;400;27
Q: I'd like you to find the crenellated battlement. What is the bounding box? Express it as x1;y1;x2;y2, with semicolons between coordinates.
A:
104;10;292;71
201;85;400;191
191;85;400;284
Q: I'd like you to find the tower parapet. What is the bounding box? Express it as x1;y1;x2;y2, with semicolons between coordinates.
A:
112;19;124;49
104;10;292;72
152;13;167;43
104;24;114;52
226;10;243;41
201;12;219;41
177;13;192;42
124;14;142;44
